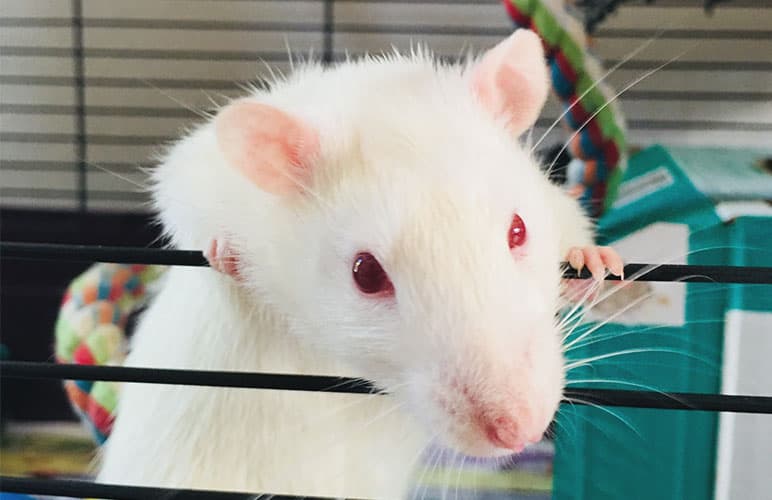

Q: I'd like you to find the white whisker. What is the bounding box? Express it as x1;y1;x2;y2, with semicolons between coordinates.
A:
544;44;697;176
567;317;724;353
284;35;294;72
138;78;211;120
453;450;463;500
563;396;642;440
562;281;654;351
565;377;698;410
565;347;712;371
532;29;666;152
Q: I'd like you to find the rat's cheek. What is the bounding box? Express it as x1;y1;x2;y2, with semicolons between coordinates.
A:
521;287;551;317
509;247;528;260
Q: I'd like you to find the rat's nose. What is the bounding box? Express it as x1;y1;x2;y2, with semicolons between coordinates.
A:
485;416;521;451
484;416;544;453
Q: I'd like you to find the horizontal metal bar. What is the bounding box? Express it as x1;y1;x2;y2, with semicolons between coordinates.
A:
0;132;169;145
4;44;772;72
1;242;208;266
1;361;378;394
1;18;769;40
3;361;772;414
3;242;772;283
0;476;353;500
0;160;148;173
0;75;246;89
0;103;200;118
0;188;149;202
3;91;771;107
0;46;289;61
564;388;772;414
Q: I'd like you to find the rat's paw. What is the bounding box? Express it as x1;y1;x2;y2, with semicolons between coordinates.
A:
566;246;624;281
205;237;242;280
562;246;624;304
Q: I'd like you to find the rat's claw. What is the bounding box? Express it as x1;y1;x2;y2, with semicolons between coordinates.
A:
584;247;605;282
563;245;624;304
567;248;585;272
205;237;241;280
566;246;625;282
599;246;625;280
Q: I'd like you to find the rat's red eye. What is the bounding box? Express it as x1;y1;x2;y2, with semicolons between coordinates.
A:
508;213;527;248
353;252;393;295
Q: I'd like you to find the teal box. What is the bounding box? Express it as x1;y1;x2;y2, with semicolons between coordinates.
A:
553;145;772;500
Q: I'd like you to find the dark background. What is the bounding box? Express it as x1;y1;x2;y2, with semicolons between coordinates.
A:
0;209;160;422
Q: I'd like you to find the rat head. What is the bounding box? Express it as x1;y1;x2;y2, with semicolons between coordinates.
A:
209;30;566;457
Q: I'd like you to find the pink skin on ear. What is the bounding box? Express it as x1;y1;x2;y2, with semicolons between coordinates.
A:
215;100;319;196
471;29;550;136
209;102;319;281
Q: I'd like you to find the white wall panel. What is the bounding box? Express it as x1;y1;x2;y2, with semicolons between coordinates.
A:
2;0;769;212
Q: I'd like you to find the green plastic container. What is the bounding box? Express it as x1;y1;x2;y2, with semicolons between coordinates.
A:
553;145;772;500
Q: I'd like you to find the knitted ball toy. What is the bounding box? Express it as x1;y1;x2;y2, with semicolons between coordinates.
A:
55;263;165;443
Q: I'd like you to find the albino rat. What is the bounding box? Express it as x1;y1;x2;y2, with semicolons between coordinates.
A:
96;29;623;498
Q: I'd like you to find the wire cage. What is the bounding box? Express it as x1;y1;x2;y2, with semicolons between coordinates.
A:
1;1;771;499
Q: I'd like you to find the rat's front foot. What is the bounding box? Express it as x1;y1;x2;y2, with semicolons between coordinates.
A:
566;245;624;281
204;237;242;280
563;246;624;303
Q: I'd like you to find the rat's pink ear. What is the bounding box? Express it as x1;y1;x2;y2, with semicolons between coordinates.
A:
470;29;549;136
215;100;319;196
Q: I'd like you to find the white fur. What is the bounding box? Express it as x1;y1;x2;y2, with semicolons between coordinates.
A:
99;44;594;498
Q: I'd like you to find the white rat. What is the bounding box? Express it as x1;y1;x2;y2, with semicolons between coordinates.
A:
96;29;623;498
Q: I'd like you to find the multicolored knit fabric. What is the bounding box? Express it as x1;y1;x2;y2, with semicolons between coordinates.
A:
502;0;628;216
54;263;165;444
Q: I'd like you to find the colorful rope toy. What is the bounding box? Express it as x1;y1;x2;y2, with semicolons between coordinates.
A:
502;0;628;216
55;264;165;443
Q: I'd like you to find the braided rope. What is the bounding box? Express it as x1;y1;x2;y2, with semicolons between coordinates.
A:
502;0;629;216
